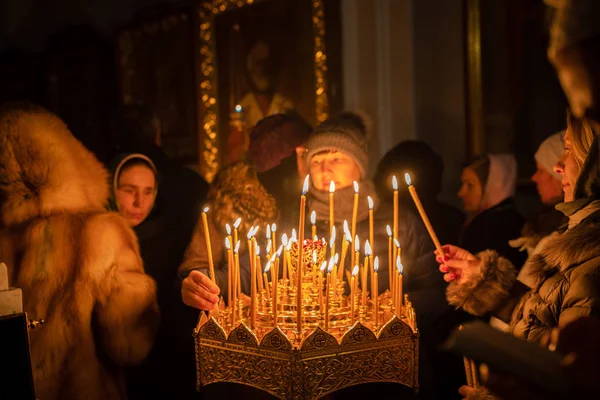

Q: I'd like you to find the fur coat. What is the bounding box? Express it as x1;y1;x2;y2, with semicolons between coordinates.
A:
447;208;600;343
0;104;159;400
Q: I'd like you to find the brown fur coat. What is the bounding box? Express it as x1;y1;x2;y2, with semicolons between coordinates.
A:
447;209;600;343
0;104;159;399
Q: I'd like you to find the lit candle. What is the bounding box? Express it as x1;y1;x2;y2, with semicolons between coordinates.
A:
311;210;317;239
273;248;282;327
354;235;360;279
329;225;336;260
312;250;318;286
281;233;289;281
362;240;372;309
201;207;216;282
325;260;333;331
248;227;257;329
256;244;264;292
266;225;272;258
329;181;336;238
392;176;399;270
351;181;359;269
233;241;240;326
263;261;271;299
373;256;379;326
338;221;351;281
319;260;327;315
233;217;241;251
350;265;359;324
405;173;444;255
271;224;277;256
225;237;233;307
332;253;339;300
286;235;294;286
297;175;309;334
368;195;374;290
386;225;393;295
396;255;403;314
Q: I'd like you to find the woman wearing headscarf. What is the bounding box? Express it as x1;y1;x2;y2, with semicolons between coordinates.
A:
437;112;600;399
458;154;527;270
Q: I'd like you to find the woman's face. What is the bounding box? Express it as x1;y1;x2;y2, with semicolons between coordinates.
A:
116;165;157;227
458;167;483;213
531;162;563;204
309;151;361;191
554;129;581;202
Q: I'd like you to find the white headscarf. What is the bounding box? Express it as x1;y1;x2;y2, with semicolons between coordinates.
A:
534;131;565;179
481;154;518;210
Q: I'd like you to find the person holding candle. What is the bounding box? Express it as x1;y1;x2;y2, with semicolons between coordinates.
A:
305;111;449;399
436;112;600;400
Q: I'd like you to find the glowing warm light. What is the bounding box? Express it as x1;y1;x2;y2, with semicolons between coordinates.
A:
235;104;242;112
203;206;210;213
386;225;392;237
255;244;260;256
303;175;310;195
234;241;240;253
352;265;359;276
374;256;379;272
320;260;328;271
392;176;398;191
264;261;271;273
353;181;359;193
225;237;231;249
276;245;283;256
266;225;271;239
368;196;374;210
330;226;336;247
345;229;352;242
271;223;277;233
234;218;242;229
365;240;372;256
394;239;401;248
252;226;259;236
291;229;297;242
282;233;288;246
397;255;403;274
312;250;317;264
334;253;339;264
311;211;316;225
226;223;231;235
329;180;336;193
327;257;335;273
247;226;255;239
343;220;349;234
266;240;272;254
355;235;360;251
404;173;412;186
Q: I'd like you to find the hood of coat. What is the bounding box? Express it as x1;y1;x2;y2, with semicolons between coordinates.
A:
0;104;109;227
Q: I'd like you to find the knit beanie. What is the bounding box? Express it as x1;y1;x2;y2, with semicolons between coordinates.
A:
305;111;370;179
248;112;312;173
534;131;565;179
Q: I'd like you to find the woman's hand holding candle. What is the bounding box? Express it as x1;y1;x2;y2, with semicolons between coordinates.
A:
434;245;481;284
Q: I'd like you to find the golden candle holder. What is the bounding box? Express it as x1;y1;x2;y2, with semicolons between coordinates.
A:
194;239;419;399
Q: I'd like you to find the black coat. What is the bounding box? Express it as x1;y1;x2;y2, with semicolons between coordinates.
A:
460;198;527;271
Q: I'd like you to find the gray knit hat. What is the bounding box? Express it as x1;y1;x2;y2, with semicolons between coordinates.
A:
305;111;370;178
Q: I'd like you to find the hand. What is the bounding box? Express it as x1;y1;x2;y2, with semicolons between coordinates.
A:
458;385;488;400
434;244;481;283
181;270;220;310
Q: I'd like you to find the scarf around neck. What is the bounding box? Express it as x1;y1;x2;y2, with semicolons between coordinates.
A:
307;180;380;224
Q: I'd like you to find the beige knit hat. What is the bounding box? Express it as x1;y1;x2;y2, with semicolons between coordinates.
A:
305;111;371;179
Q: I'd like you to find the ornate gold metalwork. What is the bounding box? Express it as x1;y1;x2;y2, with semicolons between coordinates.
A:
198;0;330;182
195;315;419;399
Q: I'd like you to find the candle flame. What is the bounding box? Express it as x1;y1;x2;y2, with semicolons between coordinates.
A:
329;180;336;193
302;175;310;195
271;223;276;232
320;260;328;272
310;210;316;225
286;239;293;251
276;245;283;256
352;265;359;276
234;240;241;253
392;175;398;191
404;172;412;186
266;224;271;239
226;223;231;235
233;217;242;229
282;233;288;246
255;244;260;256
312;250;317;264
235;104;242;112
314;235;319;241
354;235;360;251
252;226;259;236
386;225;392;237
264;261;271;273
247;226;255;239
330;226;336;247
327;257;334;273
343;220;349;234
353;180;359;193
374;256;379;272
225;237;231;249
396;255;403;274
203;206;209;213
394;239;401;248
345;229;352;242
335;253;339;264
266;239;272;254
291;229;297;242
368;196;374;210
365;240;372;256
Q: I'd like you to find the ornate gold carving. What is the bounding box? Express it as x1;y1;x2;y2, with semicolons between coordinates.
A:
198;0;330;182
